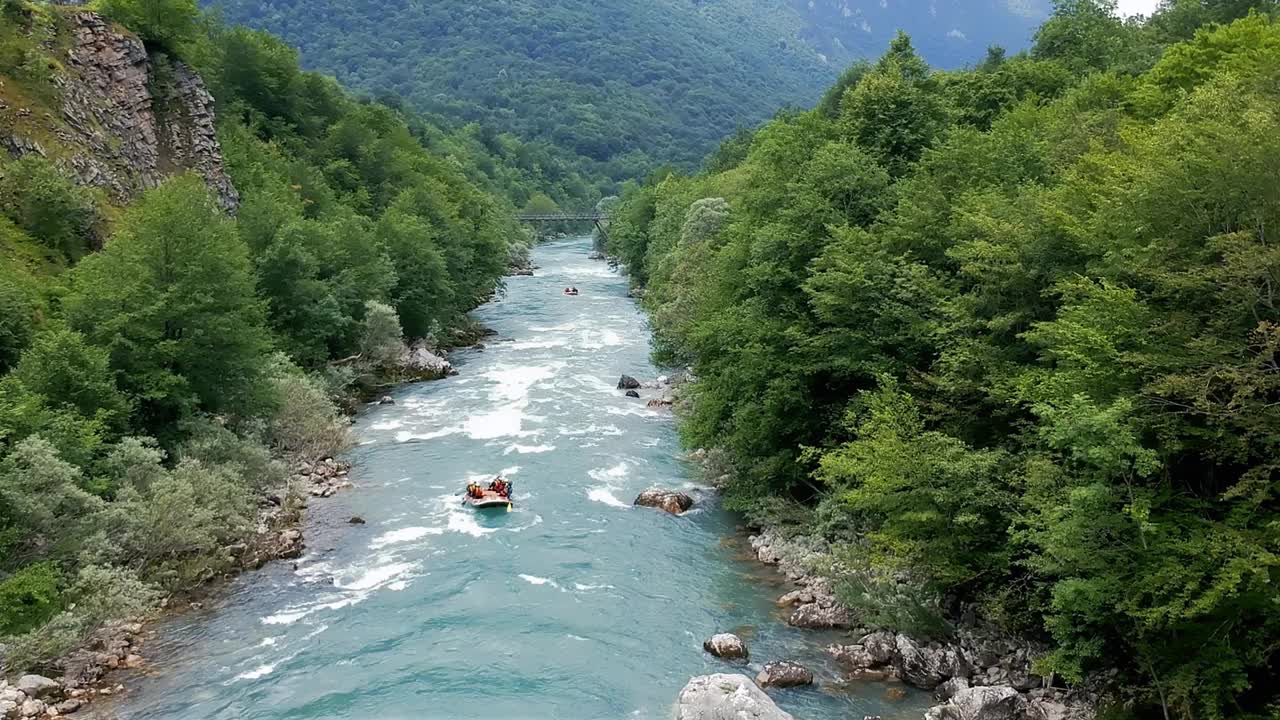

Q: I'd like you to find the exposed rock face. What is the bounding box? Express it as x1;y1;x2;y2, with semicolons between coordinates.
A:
633;488;693;515
755;661;813;688
25;12;241;211
674;674;795;720
702;633;748;660
616;374;641;390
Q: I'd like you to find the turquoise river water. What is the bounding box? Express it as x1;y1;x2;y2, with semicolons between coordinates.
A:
104;237;927;720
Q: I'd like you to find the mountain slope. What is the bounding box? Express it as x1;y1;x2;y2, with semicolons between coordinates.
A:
206;0;1051;185
792;0;1053;69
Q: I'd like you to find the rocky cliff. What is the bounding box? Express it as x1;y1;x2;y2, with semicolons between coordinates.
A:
1;9;238;212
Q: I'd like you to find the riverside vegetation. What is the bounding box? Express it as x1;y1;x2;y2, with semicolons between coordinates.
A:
610;1;1280;718
0;0;531;683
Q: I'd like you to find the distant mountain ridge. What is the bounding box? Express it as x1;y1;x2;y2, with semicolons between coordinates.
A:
205;0;1051;187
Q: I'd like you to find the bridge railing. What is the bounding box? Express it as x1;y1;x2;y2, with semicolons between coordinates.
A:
515;211;610;222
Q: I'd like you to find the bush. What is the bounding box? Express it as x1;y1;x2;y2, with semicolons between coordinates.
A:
1;564;158;673
266;361;351;459
0;156;97;261
0;562;62;635
359;300;405;368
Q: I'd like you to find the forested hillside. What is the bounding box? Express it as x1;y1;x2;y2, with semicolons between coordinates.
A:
610;1;1280;717
791;0;1052;68
0;0;521;673
202;0;1051;195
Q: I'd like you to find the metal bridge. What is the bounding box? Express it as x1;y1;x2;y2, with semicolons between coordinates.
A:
514;211;610;222
515;210;611;244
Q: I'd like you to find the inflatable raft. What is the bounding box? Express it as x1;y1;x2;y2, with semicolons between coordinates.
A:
465;491;512;510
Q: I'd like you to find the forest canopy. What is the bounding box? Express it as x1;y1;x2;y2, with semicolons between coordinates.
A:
609;2;1280;717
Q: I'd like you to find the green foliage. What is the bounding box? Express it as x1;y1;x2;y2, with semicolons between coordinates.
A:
0;155;97;262
614;12;1280;717
65;176;272;434
0;562;62;635
94;0;198;52
359;301;405;369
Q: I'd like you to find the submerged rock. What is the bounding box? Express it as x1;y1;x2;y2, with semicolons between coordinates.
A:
348;516;366;525
702;633;749;660
634;488;693;515
756;661;813;688
625;389;641;398
674;674;795;720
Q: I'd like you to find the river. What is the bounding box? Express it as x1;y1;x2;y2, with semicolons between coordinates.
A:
103;237;927;720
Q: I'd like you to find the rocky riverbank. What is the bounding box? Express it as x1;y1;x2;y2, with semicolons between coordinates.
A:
736;528;1100;720
2;344;467;720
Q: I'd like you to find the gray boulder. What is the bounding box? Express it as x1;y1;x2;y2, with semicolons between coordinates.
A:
756;661;814;688
702;633;749;660
788;602;851;629
625;390;641;398
926;686;1028;720
895;635;971;689
635;488;694;515
617;374;641;390
935;677;972;702
674;674;795;720
16;675;59;700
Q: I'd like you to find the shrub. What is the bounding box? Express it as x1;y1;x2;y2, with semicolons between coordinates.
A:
94;0;199;53
359;300;405;368
266;362;351;459
0;156;97;261
0;562;62;635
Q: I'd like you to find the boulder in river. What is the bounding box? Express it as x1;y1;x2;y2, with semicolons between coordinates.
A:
756;661;814;688
379;396;395;405
702;633;749;660
634;488;693;515
616;374;641;390
674;674;795;720
625;389;641;398
348;516;366;525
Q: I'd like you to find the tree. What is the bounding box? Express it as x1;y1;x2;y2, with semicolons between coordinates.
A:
95;0;199;53
63;176;272;433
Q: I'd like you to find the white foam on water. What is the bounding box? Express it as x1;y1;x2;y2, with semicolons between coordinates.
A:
486;364;560;402
235;663;277;681
262;609;309;626
370;526;443;549
447;509;498;537
573;582;615;591
519;574;552;586
508;339;569;351
462;404;527;439
504;443;555;455
336;561;416;591
395;427;457;443
559;424;623;437
387;580;409;591
370;419;404;431
587;488;629;508
259;637;279;647
588;462;629;482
